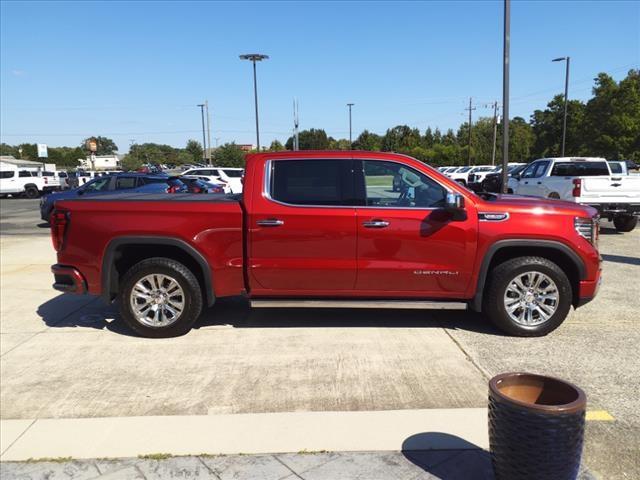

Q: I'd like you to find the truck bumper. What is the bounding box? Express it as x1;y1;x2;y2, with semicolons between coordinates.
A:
51;264;87;294
586;203;640;217
576;268;602;308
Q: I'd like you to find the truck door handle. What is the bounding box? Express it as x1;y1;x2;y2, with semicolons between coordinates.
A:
256;219;284;227
363;220;390;228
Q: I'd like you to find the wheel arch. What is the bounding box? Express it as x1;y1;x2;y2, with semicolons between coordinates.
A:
470;240;586;312
102;236;215;306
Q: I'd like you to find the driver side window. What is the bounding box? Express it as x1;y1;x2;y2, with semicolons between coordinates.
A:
84;177;111;192
363;160;447;208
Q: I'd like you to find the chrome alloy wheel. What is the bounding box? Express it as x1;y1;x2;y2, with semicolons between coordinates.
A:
129;274;185;328
503;271;559;326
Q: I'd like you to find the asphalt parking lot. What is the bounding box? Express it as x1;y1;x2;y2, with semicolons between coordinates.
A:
0;197;638;479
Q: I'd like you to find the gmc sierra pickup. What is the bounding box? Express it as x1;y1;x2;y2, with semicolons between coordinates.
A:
49;151;602;338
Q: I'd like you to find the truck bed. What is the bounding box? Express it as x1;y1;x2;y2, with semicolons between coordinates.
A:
55;193;245;299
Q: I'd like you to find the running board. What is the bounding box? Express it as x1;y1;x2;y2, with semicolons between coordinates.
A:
250;299;467;310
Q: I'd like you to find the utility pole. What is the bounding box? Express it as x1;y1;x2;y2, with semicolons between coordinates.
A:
239;54;269;150
501;0;511;193
205;100;212;165
552;56;570;156
197;104;207;163
293;98;299;151
214;137;220;148
491;101;499;166
465;97;476;166
347;103;354;149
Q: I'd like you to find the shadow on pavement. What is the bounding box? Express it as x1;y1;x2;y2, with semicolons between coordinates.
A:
37;293;134;336
196;297;505;336
38;294;505;337
402;432;494;479
598;226;621;235
601;253;640;266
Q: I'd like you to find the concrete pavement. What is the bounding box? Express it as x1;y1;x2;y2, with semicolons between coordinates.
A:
1;199;638;479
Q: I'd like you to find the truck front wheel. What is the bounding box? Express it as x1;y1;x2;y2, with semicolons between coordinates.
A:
119;257;203;338
613;215;637;232
483;256;572;337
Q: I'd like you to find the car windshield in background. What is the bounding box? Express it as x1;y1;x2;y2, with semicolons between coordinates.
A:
550;162;610;176
222;170;243;177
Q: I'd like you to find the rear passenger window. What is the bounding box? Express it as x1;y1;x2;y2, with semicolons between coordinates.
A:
550;162;609;176
18;170;33;177
270;160;352;206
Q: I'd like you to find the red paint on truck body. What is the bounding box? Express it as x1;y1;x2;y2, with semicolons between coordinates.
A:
53;151;601;307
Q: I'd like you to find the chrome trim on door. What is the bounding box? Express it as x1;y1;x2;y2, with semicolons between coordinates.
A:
256;219;284;227
363;220;390;228
262;158;458;211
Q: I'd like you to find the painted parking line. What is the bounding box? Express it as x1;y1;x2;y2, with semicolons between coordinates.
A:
586;410;615;421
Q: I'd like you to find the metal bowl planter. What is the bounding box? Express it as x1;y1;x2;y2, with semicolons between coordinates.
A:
489;372;587;480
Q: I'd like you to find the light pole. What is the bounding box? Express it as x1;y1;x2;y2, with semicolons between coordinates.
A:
239;53;269;150
501;0;510;193
552;56;570;157
347;103;354;149
197;103;207;162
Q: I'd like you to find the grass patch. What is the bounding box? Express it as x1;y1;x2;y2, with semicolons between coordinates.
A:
138;453;173;460
24;457;73;463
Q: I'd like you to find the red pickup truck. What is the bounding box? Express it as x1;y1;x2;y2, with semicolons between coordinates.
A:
50;151;601;338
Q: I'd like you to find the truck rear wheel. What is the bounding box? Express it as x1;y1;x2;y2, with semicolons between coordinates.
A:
483;256;572;337
613;215;637;232
24;186;39;199
119;257;203;338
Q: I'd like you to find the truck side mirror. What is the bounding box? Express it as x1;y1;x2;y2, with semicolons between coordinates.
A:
445;192;465;210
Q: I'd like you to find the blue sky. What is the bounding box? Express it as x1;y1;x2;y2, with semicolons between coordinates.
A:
1;0;638;152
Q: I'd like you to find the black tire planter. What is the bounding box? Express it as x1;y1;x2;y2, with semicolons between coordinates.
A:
489;372;587;480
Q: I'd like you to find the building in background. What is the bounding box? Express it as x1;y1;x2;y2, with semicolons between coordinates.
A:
78;154;122;171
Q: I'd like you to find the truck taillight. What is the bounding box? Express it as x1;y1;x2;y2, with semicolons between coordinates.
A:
572;178;581;197
50;210;69;252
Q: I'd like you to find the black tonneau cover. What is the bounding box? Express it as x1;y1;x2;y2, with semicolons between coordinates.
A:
63;193;241;203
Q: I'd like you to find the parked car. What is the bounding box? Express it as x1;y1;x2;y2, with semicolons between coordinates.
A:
481;164;528;193
181;167;244;193
446;166;473;185
49;150;601;339
509;157;640;232
178;177;226;194
40;173;176;221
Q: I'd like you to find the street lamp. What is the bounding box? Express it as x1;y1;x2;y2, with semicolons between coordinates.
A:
347;103;354;149
239;53;269;150
552;56;570;157
197;104;207;162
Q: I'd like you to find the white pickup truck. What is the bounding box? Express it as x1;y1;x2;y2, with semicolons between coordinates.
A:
0;168;59;198
509;157;640;232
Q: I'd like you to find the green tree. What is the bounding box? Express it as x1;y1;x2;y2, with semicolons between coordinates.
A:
381;125;422;152
268;140;286;151
185;139;203;163
353;130;383;151
531;96;586;158
583;70;640;160
213;143;246;167
80;136;118;155
285;128;330;150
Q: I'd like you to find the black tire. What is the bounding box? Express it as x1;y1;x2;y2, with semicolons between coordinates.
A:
483;256;572;337
119;257;203;338
25;186;39;199
613;215;637;232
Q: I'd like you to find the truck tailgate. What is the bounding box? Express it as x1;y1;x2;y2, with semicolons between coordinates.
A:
579;175;640;203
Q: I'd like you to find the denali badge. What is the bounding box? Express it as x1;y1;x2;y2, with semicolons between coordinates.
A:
414;270;460;276
479;212;509;222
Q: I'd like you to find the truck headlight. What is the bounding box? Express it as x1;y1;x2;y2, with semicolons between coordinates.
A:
574;217;598;247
